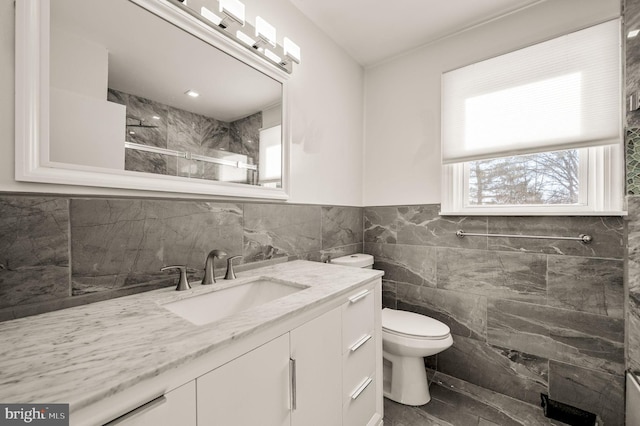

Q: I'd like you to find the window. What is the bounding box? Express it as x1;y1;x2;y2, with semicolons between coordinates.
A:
441;19;624;215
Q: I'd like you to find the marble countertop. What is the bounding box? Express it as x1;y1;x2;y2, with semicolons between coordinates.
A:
0;260;382;414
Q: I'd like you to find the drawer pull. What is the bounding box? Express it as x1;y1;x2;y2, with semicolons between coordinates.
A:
349;334;372;352
107;395;167;424
348;289;370;304
290;358;297;411
350;377;373;400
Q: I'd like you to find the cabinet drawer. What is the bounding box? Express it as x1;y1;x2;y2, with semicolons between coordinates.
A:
343;332;376;394
343;373;377;426
342;287;374;352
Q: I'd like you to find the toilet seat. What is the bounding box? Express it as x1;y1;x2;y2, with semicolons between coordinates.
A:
382;308;450;340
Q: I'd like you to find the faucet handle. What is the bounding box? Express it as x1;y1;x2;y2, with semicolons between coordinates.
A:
224;255;243;280
161;265;192;291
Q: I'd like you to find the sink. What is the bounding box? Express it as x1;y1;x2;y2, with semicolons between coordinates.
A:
162;278;307;325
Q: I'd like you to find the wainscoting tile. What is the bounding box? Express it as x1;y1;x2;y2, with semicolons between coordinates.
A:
628;196;640;371
396;282;487;341
487;217;624;259
321;206;363;249
436;335;548;405
549;361;624;426
436;248;547;303
243;204;321;261
487;299;624;375
395;205;488;249
547;256;623;318
364;206;398;243
70;199;243;294
432;373;552;425
0;197;70;309
364;242;436;287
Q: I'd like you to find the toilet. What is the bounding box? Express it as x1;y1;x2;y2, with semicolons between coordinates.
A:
331;254;454;406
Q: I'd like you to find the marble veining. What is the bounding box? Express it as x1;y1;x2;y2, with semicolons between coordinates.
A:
0;197;70;308
437;247;547;303
70;199;243;295
243;204;322;261
487;298;624;375
364;202;626;423
0;261;382;414
365;242;436;287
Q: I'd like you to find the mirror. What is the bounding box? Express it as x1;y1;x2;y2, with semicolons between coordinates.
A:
15;0;290;199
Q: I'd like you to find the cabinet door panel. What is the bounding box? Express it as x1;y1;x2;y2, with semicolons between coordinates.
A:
290;308;342;426
197;334;290;426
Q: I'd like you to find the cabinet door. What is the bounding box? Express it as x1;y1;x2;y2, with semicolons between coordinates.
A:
290;307;342;426
197;334;291;426
106;381;196;426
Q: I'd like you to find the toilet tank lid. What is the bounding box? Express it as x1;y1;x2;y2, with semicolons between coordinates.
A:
382;308;450;338
331;253;374;268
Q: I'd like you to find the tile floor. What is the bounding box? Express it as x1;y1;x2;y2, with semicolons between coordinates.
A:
383;373;569;426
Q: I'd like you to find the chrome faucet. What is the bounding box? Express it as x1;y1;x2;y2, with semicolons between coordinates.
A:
202;249;227;285
224;255;242;280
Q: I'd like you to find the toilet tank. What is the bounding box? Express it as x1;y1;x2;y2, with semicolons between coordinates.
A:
331;254;374;269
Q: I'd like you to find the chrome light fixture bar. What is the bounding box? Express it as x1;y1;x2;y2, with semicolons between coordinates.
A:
167;0;300;74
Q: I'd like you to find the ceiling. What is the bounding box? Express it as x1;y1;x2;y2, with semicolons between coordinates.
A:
288;0;544;67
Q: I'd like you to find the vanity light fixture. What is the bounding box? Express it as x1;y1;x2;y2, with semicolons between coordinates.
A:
255;16;277;47
264;49;281;64
185;89;200;98
236;30;255;47
629;29;640;38
283;37;301;64
219;0;245;27
200;6;223;26
168;0;301;73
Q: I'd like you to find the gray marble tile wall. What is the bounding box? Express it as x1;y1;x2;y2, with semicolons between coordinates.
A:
628;197;640;374
0;195;362;322
364;205;625;425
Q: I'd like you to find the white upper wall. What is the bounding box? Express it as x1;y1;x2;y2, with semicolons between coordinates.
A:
0;0;364;206
363;0;621;206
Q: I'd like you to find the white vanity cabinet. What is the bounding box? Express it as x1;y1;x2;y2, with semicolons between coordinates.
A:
342;286;382;426
196;307;344;426
290;307;343;426
194;279;382;426
197;333;291;426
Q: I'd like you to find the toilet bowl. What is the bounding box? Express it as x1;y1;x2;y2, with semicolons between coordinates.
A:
382;308;453;405
331;254;454;406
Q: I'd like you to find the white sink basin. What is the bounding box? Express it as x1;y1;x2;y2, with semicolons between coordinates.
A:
162;278;307;325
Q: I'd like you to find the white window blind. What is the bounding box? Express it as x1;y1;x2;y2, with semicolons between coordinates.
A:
441;19;621;165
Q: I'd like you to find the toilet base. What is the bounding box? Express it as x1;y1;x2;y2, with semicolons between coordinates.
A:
382;351;430;406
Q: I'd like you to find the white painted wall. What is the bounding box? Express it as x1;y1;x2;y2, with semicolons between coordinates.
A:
0;0;364;206
363;0;621;206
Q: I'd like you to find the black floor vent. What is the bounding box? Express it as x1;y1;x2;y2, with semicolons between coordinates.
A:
540;394;597;425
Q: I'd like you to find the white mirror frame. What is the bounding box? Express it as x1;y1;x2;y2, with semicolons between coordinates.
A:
15;0;291;200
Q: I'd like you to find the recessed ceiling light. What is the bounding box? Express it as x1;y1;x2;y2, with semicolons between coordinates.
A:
185;90;200;98
629;29;640;38
152;115;160;120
